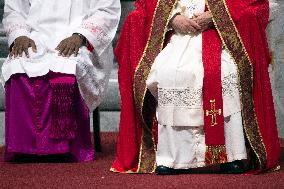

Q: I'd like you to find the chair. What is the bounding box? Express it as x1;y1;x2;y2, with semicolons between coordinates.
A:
93;108;101;152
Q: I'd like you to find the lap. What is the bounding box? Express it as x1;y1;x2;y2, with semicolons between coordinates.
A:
1;48;85;82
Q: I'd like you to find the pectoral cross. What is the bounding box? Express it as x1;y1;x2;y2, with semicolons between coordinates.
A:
205;99;222;126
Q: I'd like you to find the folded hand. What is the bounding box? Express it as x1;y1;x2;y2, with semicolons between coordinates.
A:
192;11;214;32
170;14;201;34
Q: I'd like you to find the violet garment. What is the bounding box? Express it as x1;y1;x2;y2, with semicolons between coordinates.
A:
4;73;94;162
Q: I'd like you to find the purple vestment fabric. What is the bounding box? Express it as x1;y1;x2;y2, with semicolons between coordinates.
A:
4;73;94;162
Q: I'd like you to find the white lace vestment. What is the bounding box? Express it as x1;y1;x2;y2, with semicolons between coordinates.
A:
1;0;121;111
146;0;247;169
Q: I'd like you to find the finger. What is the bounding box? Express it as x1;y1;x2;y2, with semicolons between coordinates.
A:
23;47;29;58
59;43;67;55
175;23;186;34
67;45;76;57
18;45;25;57
188;26;197;33
191;17;198;23
74;46;80;57
181;25;190;34
23;43;30;57
62;46;70;56
58;46;65;56
174;26;182;34
56;41;64;51
55;43;60;50
9;45;15;57
179;28;188;34
13;46;20;57
11;45;16;57
192;18;204;30
189;20;201;30
13;45;19;57
9;49;14;58
30;40;37;53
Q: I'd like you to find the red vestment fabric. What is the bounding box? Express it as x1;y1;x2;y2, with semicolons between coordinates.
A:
202;29;227;164
202;29;224;146
112;0;280;173
111;0;158;172
226;0;280;171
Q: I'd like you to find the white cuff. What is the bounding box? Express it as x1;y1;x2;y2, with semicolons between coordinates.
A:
167;12;181;31
8;29;30;47
73;27;109;56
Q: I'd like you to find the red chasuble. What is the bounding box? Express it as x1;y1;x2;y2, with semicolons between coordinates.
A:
111;0;280;173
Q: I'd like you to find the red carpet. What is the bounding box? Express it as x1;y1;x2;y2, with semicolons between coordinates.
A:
1;133;284;189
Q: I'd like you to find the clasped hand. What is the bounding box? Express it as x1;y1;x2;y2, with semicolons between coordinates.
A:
170;11;213;34
10;34;83;58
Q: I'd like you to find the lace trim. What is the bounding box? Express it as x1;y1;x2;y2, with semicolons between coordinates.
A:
222;73;239;97
158;87;203;107
6;24;30;36
158;73;239;107
82;22;110;43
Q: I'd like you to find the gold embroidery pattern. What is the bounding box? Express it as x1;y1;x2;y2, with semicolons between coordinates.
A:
206;0;267;170
205;145;227;165
205;99;222;127
109;167;136;174
134;0;178;173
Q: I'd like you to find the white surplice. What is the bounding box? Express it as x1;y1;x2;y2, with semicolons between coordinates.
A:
1;0;121;111
146;0;247;169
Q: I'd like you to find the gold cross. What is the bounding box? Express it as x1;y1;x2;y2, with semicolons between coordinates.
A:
205;99;222;126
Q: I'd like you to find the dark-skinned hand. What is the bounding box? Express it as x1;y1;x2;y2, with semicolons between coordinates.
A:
56;34;84;57
192;11;214;32
10;36;37;58
170;14;201;34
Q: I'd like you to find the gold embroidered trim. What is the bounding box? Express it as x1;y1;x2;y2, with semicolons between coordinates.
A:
265;165;281;173
109;167;137;174
206;0;267;170
134;0;179;173
205;145;227;165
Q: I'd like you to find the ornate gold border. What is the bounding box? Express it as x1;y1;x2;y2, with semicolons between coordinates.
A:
109;167;136;174
265;165;281;173
133;0;178;173
206;0;267;170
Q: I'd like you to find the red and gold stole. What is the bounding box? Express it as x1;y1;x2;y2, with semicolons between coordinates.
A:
202;28;227;165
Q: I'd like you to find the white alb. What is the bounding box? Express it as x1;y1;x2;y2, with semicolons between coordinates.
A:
1;0;121;111
146;0;247;169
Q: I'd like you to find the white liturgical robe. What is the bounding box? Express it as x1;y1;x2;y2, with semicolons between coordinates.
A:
146;0;247;169
1;0;121;111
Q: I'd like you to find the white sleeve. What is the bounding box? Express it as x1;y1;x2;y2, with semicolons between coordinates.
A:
168;1;183;30
2;0;31;47
73;0;121;56
171;1;183;19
